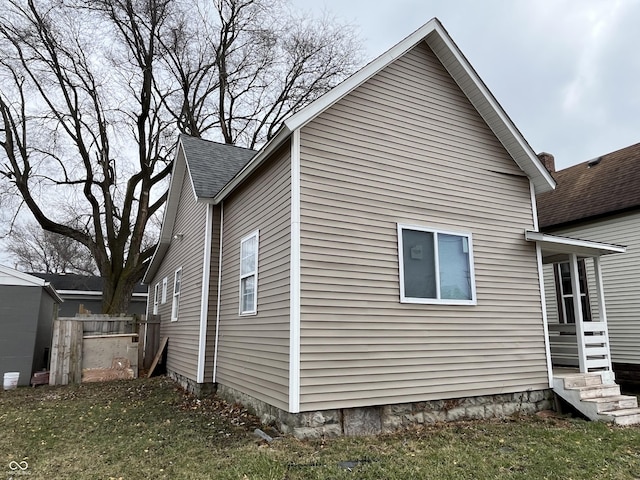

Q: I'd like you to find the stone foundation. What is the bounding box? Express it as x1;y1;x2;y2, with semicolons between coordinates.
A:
167;370;216;397
216;384;555;439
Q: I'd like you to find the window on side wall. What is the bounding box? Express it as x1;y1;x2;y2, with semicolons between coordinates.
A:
397;224;476;305
553;260;591;323
153;283;160;314
171;268;182;321
239;230;259;315
161;277;168;304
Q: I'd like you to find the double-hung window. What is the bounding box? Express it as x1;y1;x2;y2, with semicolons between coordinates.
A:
161;277;168;304
553;260;591;323
239;230;259;315
171;268;182;321
397;224;476;305
153;283;160;314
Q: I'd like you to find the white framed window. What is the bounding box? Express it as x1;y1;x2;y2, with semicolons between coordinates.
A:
153;283;160;314
171;268;182;321
554;260;591;324
161;277;168;304
397;224;476;305
239;230;259;315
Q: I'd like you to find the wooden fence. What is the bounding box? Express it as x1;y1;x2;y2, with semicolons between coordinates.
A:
49;319;83;386
50;315;161;385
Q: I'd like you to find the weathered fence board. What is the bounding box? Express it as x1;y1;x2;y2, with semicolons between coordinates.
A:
49;320;83;385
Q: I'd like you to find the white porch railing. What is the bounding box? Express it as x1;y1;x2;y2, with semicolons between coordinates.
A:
549;322;612;371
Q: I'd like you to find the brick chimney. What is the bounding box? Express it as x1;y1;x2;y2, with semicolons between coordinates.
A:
537;152;555;173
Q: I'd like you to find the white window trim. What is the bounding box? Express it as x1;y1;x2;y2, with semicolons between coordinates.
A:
397;223;477;305
153;283;160;314
171;267;182;322
161;277;168;304
239;230;259;316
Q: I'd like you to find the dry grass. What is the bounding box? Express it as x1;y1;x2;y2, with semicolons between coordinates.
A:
1;377;640;479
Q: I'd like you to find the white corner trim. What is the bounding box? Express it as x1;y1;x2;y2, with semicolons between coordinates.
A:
529;179;539;232
213;202;224;383
289;129;301;413
530;179;553;385
197;203;214;384
534;243;554;387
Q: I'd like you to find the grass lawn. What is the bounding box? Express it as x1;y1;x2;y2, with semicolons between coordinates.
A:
1;378;640;479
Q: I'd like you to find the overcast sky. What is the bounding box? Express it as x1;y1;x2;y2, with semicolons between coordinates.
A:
292;0;640;170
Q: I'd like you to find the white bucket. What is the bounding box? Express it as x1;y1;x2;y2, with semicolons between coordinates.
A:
3;372;20;390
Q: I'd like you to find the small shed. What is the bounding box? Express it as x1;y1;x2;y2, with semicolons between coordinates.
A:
0;265;63;386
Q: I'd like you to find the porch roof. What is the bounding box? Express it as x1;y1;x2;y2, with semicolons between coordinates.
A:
525;230;626;264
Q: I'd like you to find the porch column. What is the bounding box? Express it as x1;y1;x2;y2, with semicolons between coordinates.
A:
593;256;613;372
569;253;587;372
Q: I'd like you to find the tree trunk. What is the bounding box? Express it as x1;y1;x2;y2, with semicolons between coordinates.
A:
101;272;141;314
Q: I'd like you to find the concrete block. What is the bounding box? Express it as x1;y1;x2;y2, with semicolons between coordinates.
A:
423;410;447;423
403;412;424;424
446;407;466;421
465;405;486;420
343;406;382;436
528;390;546;403
485;403;505;418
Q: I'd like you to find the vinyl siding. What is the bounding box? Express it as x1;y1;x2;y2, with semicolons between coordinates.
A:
148;156;207;381
0;285;42;385
216;145;291;411
298;41;548;411
546;210;640;364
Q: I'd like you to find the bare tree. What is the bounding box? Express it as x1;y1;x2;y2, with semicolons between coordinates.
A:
7;222;98;275
0;0;362;312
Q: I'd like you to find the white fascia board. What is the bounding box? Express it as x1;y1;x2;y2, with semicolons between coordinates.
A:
0;265;47;287
284;19;441;132
525;230;627;255
143;142;187;283
212;127;291;203
424;23;556;194
44;283;64;304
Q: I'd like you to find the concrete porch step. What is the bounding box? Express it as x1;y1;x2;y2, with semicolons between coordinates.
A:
562;373;604;389
599;408;640;426
581;395;638;413
567;384;621;399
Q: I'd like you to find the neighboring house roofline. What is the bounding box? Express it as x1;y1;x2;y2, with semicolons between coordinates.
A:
537;142;640;229
542;205;640;232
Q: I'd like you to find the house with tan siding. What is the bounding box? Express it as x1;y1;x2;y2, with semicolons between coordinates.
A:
537;144;640;387
144;19;638;435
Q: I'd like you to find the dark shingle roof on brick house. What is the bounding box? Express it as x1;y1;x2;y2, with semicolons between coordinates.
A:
537;142;640;229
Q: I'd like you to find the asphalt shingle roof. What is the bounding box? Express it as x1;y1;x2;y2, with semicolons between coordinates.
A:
180;134;256;199
30;273;147;293
537;142;640;229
